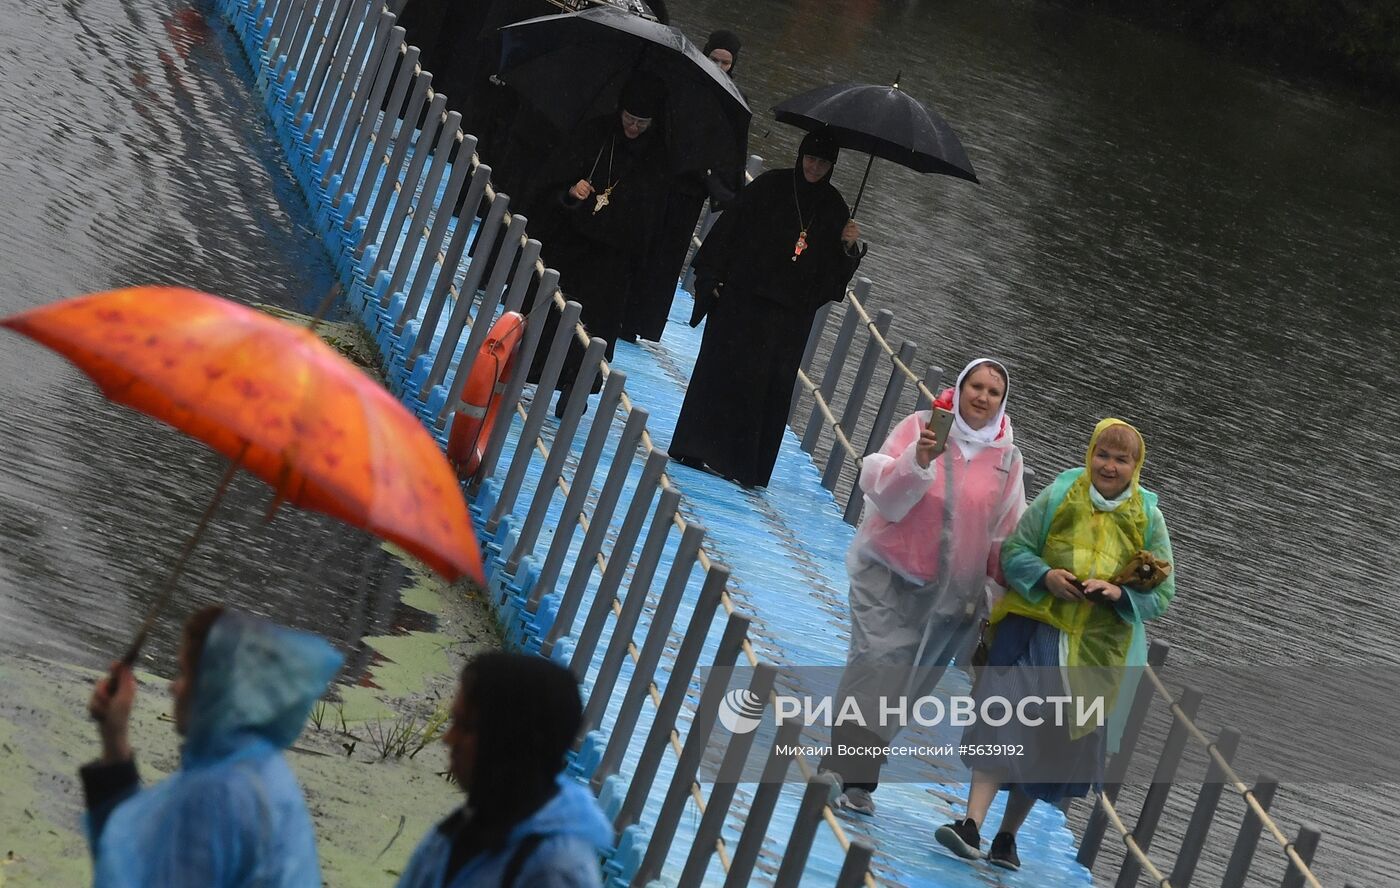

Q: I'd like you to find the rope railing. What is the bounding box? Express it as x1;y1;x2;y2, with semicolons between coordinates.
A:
1099;792;1177;888
1139;664;1324;888
844;288;937;405
793;366;865;468
793;285;938;461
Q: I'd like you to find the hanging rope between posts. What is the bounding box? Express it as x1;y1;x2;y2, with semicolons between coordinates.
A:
1140;666;1323;888
793;367;864;467
1097;793;1175;887
842;288;937;406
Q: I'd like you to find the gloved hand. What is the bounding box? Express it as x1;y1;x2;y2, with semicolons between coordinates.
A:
689;277;722;327
695;277;720;300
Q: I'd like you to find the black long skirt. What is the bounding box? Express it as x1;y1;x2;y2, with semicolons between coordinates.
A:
623;183;706;342
669;289;820;488
525;234;627;393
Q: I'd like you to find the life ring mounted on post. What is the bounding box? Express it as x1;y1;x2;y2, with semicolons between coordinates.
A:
446;312;526;479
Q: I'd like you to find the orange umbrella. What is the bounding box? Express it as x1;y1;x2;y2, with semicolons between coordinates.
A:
0;286;484;599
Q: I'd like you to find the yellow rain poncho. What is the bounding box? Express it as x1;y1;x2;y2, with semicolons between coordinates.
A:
995;419;1176;748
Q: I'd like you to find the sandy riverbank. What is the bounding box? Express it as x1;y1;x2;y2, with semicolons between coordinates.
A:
0;549;500;887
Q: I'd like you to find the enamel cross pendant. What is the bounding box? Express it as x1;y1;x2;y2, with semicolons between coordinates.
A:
791;229;808;262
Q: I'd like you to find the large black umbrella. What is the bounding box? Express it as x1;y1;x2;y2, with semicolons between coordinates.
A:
773;77;978;216
541;0;660;18
498;7;750;175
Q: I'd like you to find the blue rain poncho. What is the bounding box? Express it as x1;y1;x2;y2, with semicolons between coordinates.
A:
86;613;342;887
396;777;612;888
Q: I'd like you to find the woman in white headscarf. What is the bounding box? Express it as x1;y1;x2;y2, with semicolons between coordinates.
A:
819;359;1026;815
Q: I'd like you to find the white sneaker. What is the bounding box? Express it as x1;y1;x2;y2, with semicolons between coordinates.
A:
838;787;876;815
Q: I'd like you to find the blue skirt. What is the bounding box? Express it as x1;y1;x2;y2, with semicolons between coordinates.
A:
959;615;1105;803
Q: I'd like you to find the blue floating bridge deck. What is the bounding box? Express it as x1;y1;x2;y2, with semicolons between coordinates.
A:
217;3;1097;884
475;294;1096;888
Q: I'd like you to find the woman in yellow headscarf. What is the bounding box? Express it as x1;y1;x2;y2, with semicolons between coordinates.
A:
935;419;1176;872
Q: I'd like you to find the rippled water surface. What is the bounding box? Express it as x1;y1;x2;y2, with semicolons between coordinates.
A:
0;0;422;680
1;0;1397;885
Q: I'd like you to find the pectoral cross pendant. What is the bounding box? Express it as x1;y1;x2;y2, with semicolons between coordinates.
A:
593;187;613;214
791;229;808;262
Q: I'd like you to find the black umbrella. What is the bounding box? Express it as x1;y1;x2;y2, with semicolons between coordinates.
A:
773;76;978;216
498;7;750;175
541;0;660;19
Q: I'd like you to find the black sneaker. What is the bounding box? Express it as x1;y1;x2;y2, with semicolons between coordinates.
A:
934;818;983;860
989;831;1020;871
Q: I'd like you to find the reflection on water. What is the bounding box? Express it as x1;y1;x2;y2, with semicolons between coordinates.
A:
0;0;1396;884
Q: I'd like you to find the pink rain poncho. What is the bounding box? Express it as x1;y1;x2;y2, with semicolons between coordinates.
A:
850;401;1025;610
831;362;1027;754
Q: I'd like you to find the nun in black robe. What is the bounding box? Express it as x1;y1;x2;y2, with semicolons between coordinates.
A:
523;75;670;406
621;29;746;344
669;129;864;488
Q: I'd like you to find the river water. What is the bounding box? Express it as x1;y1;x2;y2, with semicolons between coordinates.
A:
0;0;1395;885
0;0;427;682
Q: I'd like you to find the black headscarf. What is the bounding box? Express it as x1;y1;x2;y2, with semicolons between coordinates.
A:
797;128;840;166
442;653;583;879
793;128;840;205
703;29;742;72
618;72;667;119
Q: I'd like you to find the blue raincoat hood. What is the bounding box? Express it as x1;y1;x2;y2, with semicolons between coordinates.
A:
90;613;342;887
184;611;344;765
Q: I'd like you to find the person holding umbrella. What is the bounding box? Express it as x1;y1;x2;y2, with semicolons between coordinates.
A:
83;606;342;887
523;73;672;411
772;77;979;216
669;128;863;488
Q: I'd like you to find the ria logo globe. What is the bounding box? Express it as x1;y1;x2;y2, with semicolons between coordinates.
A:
717;688;765;734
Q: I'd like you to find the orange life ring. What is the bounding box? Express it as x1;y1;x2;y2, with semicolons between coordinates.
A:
447;312;526;478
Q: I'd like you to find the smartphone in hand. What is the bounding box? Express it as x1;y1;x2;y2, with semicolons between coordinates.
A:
927;407;955;452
